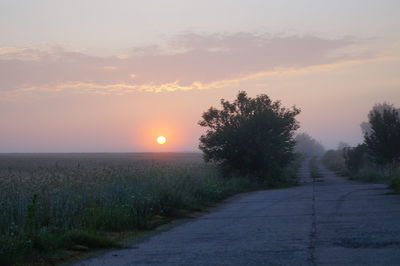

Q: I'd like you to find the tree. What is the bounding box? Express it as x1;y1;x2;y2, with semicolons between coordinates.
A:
294;133;325;157
343;144;368;174
364;103;400;170
198;91;300;181
360;103;399;136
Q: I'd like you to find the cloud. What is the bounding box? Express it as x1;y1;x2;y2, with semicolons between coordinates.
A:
0;32;372;97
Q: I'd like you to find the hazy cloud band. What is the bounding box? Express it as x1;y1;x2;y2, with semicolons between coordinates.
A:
0;32;370;97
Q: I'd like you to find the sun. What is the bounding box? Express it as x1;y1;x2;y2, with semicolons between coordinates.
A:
156;136;167;145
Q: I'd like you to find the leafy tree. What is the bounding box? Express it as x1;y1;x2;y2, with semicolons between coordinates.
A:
364;103;400;170
360;103;399;136
198;91;300;181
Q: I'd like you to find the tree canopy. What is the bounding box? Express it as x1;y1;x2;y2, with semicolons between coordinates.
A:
364;103;400;168
343;144;369;174
198;91;300;181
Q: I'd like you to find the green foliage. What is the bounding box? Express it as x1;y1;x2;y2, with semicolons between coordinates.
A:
199;91;300;180
364;104;400;168
343;144;370;174
278;156;302;187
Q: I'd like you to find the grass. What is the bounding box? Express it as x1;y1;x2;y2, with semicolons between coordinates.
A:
349;169;400;194
309;157;322;180
0;153;300;265
347;169;389;182
322;154;400;194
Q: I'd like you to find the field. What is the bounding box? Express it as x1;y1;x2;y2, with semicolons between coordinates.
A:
0;153;297;265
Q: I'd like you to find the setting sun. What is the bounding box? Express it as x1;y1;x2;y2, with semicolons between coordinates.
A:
156;136;167;145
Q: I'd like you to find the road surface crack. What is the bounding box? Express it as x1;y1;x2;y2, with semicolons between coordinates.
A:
309;167;317;266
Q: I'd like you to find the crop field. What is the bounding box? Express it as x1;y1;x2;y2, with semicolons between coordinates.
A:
0;153;277;264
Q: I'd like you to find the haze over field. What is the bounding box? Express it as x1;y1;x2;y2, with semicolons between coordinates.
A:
1;0;400;152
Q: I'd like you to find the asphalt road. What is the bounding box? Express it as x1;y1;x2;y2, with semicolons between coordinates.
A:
72;160;400;266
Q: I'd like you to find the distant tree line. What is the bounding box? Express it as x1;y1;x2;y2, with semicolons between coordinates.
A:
294;133;325;158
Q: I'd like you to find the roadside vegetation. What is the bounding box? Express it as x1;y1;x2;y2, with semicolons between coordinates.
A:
309;157;322;180
323;103;400;192
1;91;302;265
0;156;299;265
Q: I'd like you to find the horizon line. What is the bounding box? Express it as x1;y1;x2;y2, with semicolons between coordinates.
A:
0;151;201;154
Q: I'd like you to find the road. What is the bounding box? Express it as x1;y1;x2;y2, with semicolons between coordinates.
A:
72;160;400;265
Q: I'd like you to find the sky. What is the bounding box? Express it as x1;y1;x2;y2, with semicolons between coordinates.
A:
1;0;400;152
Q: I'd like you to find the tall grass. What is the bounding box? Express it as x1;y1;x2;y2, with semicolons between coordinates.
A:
0;154;297;264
